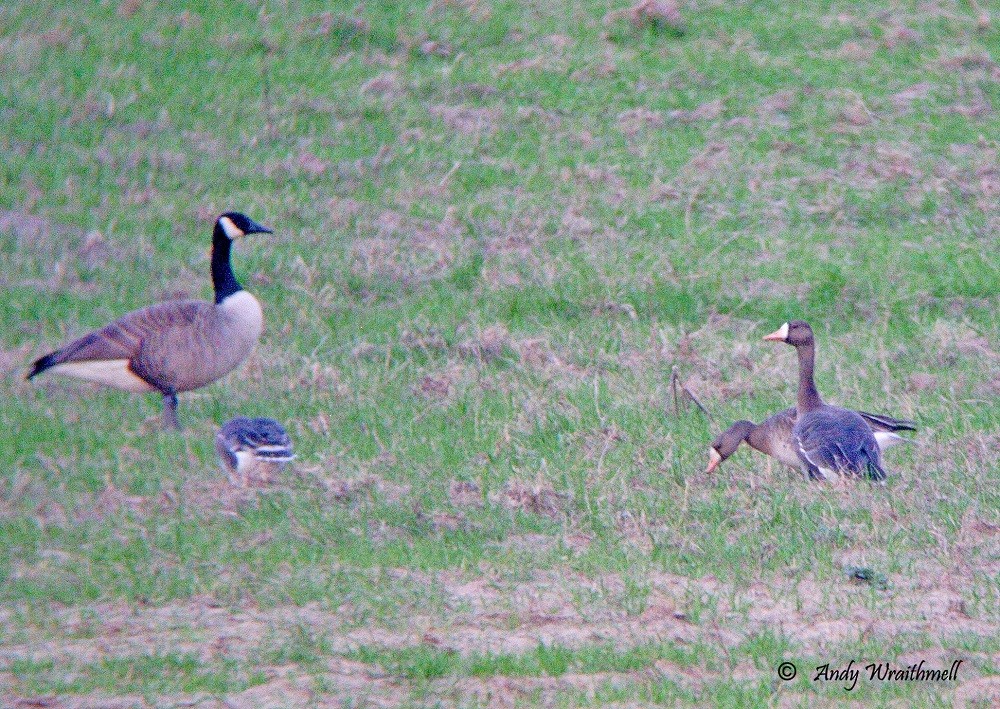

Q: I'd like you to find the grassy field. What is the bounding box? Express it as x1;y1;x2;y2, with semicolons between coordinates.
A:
1;0;999;706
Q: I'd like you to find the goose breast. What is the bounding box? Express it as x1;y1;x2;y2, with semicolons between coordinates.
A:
132;293;263;392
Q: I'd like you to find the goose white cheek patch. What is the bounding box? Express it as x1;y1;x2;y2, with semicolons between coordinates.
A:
219;216;245;239
233;450;255;473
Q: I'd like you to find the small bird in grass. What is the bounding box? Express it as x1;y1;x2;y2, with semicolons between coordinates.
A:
706;407;915;475
27;212;272;430
763;320;890;481
216;417;294;487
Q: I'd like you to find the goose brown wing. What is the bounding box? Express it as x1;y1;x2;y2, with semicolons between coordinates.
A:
30;300;210;376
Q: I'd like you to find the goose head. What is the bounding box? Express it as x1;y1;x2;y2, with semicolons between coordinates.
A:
706;420;754;472
216;416;294;486
762;320;813;347
216;212;273;241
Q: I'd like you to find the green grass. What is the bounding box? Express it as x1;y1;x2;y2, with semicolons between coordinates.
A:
1;0;998;705
348;641;713;680
9;652;266;697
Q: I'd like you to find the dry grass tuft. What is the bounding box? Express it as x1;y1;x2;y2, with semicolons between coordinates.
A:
0;209;57;243
429;105;501;138
360;71;402;97
418;39;454;58
117;0;141;18
606;0;685;34
669;99;724;123
449;480;483;508
416;372;453;399
516;337;558;370
297;11;370;40
457;323;512;363
315;474;379;503
617;107;664;138
490;477;567;519
0;343;32;378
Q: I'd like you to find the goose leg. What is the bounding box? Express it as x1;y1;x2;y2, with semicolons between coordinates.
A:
162;390;180;430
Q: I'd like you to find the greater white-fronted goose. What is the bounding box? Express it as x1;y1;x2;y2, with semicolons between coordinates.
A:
28;212;272;429
763;320;888;480
216;417;294;486
706;407;915;473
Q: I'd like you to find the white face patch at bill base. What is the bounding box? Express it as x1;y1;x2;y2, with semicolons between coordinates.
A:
763;322;790;342
233;450;255;473
218;216;245;239
49;359;155;393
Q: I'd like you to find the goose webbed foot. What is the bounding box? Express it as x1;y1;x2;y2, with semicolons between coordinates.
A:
162;391;181;430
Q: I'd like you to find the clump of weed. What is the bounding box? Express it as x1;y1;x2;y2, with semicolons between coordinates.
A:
844;565;889;590
605;0;686;41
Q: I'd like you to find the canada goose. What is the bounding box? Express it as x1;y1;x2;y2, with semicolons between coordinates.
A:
216;417;294;486
706;407;915;474
27;212;272;429
763;321;888;480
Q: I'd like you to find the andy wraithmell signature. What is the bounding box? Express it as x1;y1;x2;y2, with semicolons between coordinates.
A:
814;660;962;691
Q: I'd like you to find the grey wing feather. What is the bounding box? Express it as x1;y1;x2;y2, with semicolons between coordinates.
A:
794;408;885;480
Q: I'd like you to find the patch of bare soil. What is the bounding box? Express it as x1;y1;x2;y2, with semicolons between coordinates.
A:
0;209;58;242
456;323;511;363
449;671;643;708
604;0;685;34
0;343;32;379
6;695;150;708
3;559;994;707
953;676;1000;708
449;480;483;508
891;82;934;112
429;104;501;139
349;208;466;290
669;98;724;123
617;107;664;138
489;477;567;519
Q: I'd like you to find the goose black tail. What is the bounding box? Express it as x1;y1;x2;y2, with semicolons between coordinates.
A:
866;458;887;482
27;353;57;380
858;411;917;433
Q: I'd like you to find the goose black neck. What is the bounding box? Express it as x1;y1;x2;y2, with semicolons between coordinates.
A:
795;341;823;413
211;223;243;304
